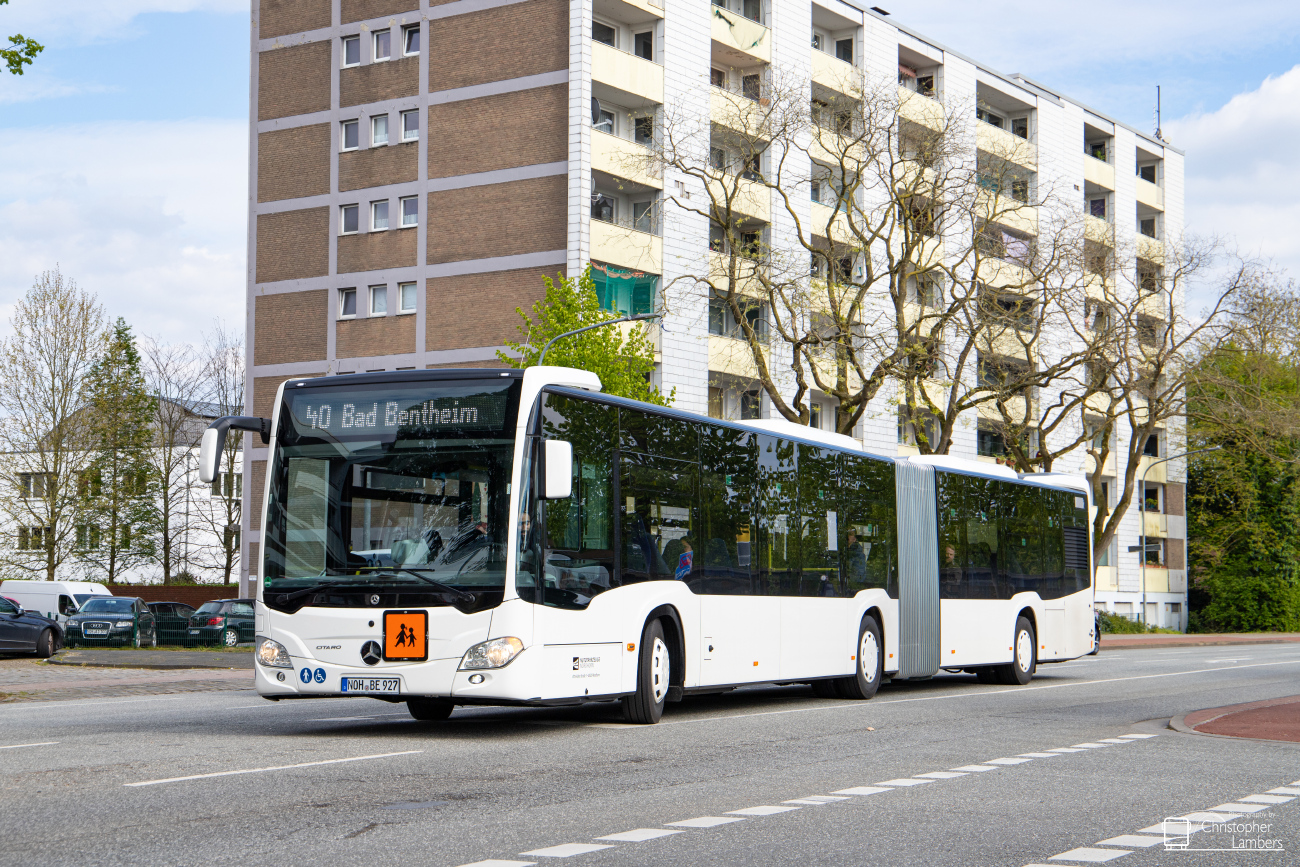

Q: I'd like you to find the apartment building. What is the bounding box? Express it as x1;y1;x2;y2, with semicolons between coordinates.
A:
244;0;1186;628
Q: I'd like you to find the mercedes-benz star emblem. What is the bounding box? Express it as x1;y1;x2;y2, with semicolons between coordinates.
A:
368;594;380;606
361;641;382;666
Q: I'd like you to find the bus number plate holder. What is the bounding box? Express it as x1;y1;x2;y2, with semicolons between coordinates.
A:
341;677;401;694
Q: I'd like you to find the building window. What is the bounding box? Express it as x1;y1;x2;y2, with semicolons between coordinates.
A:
592;21;616;47
400;196;418;227
1089;198;1106;219
594;108;614;134
339;288;357;318
342;35;360;67
1138;163;1157;183
1143;483;1162;513
403;24;420;55
1140;217;1157;238
341;119;359;151
18;472;50;499
634;30;653;61
976;422;1007;457
1143;538;1164;566
710;67;726;88
371;114;388;146
1143;433;1160;457
634;116;653;145
340;204;359;234
370;285;388;316
740;389;761;420
399;282;417;313
373;29;391;62
401;109;419;141
211;472;242;500
809;403;822;430
742;73;761;101
836;38;852;63
371;200;389;231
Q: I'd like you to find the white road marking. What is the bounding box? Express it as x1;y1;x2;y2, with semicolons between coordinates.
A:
4;695;191;711
519;844;613;857
595;829;682;842
783;799;835;805
124;750;423;787
833;786;893;794
1205;657;1253;663
1048;847;1131;862
1096;835;1163;848
456;861;536;867
1017;753;1060;758
794;795;848;802
1181;811;1241;822
876;778;933;786
665;817;745;828
985;757;1032;765
1098;739;1132;744
1118;734;1157;739
1047;748;1087;753
727;806;800;816
1239;794;1293;804
1072;743;1109;748
1138;821;1205;834
0;741;58;750
951;764;1000;771
915;771;969;779
1209;802;1270;813
1269;787;1300;795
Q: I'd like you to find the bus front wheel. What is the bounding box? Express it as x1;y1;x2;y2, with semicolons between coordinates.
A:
622;619;670;724
997;617;1036;685
835;615;883;700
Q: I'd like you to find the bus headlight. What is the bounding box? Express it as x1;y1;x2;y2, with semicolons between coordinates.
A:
257;637;293;668
459;637;524;670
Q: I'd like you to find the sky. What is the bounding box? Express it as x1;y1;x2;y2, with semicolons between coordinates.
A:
0;0;1297;343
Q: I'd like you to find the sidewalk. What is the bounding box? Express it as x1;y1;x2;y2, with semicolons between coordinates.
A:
1101;632;1300;649
1173;695;1300;743
47;649;253;670
0;657;250;703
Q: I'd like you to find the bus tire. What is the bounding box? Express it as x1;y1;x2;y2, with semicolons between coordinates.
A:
997;617;1036;685
622;619;669;724
407;698;454;721
811;680;839;699
836;615;883;700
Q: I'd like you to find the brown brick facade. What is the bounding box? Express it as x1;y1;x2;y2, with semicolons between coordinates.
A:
426;175;566;264
254;290;329;365
337;315;417;358
253;374;320;419
338;227;418;273
340;141;418;192
248;543;261;575
255;207;330;284
341;55;419;108
426;359;512;369
258;124;331;203
111;585;242;606
428;0;567;91
425;267;562;350
1165;482;1185;516
342;0;418;23
427;85;566;179
250;461;267;530
258;41;332;121
258;0;331;40
1166;537;1185;570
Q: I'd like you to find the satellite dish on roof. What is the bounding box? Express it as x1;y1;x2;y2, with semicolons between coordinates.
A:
591;96;602;126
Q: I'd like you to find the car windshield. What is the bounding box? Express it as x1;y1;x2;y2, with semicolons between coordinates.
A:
73;594;103;606
80;598;135;614
263;378;521;595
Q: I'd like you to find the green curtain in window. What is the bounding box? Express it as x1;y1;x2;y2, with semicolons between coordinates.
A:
591;263;658;316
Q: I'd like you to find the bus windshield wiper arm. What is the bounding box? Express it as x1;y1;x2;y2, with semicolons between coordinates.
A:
277;579;356;603
374;568;475;604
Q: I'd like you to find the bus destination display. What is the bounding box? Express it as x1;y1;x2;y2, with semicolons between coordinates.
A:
289;389;509;436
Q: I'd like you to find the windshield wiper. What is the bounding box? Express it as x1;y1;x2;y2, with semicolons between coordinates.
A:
370;568;475;605
275;578;360;603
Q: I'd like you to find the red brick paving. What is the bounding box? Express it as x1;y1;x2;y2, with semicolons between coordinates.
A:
1185;695;1300;743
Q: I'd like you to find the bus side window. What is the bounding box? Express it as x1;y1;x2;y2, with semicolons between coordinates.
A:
697;426;757;595
754;435;798;596
999;480;1042;598
839;453;895;596
1039;490;1067;599
798;444;839;597
936;473;965;598
964;476;1000;599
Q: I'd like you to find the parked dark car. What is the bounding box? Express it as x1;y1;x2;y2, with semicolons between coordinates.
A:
0;596;62;657
147;602;198;645
188;599;255;647
66;597;156;648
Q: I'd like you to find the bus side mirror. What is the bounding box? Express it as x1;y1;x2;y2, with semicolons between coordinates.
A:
542;440;573;500
199;416;272;484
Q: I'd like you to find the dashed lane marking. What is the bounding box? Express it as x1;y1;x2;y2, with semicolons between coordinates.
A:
951;764;1001;771
1269;787;1300;795
1117;733;1157;739
915;771;969;779
519;844;613;858
0;741;58;750
595;830;682;843
1047;747;1087;753
124;750;423;787
457;861;536;867
727;806;800;816
876;778;934;786
832;786;893;795
1209;802;1271;813
985;757;1033;765
665;817;744;829
1098;739;1132;744
1047;847;1132;862
1072;743;1109;748
1018;753;1060;758
1239;794;1294;804
1096;835;1163;849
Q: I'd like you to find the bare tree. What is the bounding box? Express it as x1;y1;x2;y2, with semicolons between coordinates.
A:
189;323;244;583
0;269;104;580
142;340;205;584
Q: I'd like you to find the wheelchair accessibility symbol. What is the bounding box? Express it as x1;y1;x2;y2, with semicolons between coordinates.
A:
313;668;326;683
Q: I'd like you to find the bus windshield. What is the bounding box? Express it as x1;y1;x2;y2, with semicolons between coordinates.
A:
262;378;521;604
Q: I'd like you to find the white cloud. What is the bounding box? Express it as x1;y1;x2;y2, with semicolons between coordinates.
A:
0;0;244;45
0;119;248;344
1166;64;1300;279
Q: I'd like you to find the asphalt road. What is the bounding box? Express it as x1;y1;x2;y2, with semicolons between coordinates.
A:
1;644;1298;867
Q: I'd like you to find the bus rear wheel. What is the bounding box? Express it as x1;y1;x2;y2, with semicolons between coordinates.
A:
407;698;454;721
622;619;670;724
996;617;1036;685
835;615;883;700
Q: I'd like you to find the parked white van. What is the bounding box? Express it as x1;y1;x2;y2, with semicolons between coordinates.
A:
0;581;113;625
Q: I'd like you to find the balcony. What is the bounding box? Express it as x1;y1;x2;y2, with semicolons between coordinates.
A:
592;129;661;189
1136;233;1164;262
976;120;1036;171
704;173;769;223
1135;176;1164;211
710;86;766;137
709;334;765;378
898;86;944;131
592;40;664;106
1084;154;1115;190
974;192;1037;238
590;218;662;273
1140;510;1187;538
711;6;770;65
811;50;859;98
1084;214;1113;244
709;250;767;298
810;201;852;244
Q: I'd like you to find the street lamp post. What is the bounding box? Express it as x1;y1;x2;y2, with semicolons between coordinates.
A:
1137;444;1220;629
535;312;663;366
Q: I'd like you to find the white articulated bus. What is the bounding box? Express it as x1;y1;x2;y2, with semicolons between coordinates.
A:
201;367;1095;724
